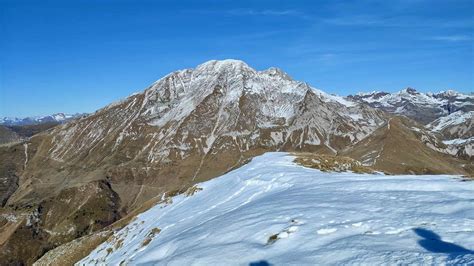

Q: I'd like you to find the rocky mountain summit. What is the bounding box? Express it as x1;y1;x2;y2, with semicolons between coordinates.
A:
0;60;472;264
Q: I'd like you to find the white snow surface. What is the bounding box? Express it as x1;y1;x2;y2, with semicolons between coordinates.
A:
427;111;473;132
312;88;356;107
79;153;474;265
443;137;474;145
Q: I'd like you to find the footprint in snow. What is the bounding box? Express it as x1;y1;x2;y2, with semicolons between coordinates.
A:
352;222;363;227
317;228;337;235
287;226;298;233
267;220;301;245
364;230;381;235
291;218;304;225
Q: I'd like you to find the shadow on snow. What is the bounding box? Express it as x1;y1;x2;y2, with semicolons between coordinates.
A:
413;227;473;261
249;260;272;266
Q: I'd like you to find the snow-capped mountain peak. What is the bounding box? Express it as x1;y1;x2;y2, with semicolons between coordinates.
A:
401;87;419;94
195;59;251;73
435;89;463;98
43;59;386;192
260;67;293;81
347;88;473;124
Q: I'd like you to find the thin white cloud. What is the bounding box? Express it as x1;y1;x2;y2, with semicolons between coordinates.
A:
182;8;307;18
428;35;472;42
321;15;385;26
227;8;301;16
321;15;473;29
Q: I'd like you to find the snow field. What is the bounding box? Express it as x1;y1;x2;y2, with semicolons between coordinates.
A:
79;153;474;265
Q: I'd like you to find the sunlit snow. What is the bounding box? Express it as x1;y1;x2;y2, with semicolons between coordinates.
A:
79;153;474;265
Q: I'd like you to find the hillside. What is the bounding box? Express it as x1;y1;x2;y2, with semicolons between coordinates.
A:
344;116;472;176
75;153;474;265
0;60;388;264
0;60;471;264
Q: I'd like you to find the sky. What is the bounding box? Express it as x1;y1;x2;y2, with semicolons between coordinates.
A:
1;0;473;117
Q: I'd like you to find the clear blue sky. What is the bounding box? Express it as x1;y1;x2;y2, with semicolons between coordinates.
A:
1;0;473;117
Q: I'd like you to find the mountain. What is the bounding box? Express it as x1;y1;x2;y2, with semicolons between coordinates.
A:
10;59;388;205
344;116;472;174
348;89;473;160
0;60;471;264
427;110;473;140
347;88;474;125
46;153;472;265
0;60;388;264
0;113;84;126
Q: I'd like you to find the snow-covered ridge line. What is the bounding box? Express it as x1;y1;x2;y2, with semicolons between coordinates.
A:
427;111;473;132
79;153;474;265
443;137;474;145
347;87;473;128
0;113;84;126
351;88;473;101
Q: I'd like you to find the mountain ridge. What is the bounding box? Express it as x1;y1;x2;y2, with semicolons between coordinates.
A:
0;113;85;126
347;87;473;124
0;59;472;264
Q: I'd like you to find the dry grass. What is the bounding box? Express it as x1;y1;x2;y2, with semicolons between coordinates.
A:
141;227;161;247
33;231;113;266
142;237;152;247
267;234;279;245
185;186;203;197
292;152;374;174
114;238;124;250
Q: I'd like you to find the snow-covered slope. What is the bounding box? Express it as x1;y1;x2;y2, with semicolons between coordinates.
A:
79;153;474;265
348;88;474;124
0;113;83;126
425;111;473;158
427;111;473;139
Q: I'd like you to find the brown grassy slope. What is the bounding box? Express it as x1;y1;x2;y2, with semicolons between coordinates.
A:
33;185;202;265
0;126;21;144
344;116;472;176
30;121;472;264
7;122;60;139
0;143;25;206
0;178;121;265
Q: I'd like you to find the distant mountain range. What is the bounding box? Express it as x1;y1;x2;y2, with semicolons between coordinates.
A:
347;88;473;124
0;113;86;145
0;113;84;126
